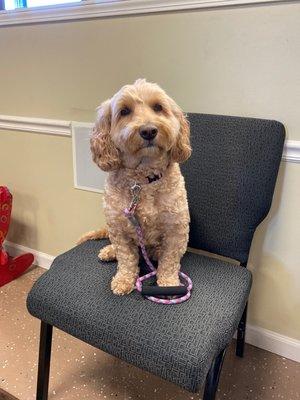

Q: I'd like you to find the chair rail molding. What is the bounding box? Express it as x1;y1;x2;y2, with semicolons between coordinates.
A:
0;114;299;163
282;140;300;163
0;115;71;137
0;0;299;27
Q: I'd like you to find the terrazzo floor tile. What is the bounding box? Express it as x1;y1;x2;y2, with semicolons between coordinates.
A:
0;388;19;400
0;266;299;400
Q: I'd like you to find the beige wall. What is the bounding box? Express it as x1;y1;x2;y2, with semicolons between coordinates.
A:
0;3;300;138
249;162;300;339
0;3;299;341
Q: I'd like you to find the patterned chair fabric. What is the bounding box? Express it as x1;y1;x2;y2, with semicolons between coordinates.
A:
27;240;251;391
182;114;285;264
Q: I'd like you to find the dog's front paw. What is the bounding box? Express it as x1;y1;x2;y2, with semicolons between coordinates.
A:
111;272;136;295
157;274;180;287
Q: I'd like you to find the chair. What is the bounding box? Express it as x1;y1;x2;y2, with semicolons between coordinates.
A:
27;113;285;400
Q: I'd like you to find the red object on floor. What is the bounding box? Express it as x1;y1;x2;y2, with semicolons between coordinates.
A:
0;186;34;287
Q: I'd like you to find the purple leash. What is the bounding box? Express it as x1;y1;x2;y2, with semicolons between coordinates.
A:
124;183;193;305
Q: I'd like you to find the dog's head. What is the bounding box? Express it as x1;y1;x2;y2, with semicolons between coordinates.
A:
91;79;191;171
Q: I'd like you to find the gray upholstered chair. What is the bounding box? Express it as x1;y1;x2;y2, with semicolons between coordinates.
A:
27;113;285;400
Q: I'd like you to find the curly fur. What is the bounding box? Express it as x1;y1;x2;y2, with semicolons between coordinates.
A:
79;79;191;295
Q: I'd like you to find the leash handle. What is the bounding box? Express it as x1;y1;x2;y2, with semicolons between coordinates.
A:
141;285;187;296
136;270;192;305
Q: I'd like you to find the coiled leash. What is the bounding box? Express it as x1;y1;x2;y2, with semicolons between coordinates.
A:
124;181;193;304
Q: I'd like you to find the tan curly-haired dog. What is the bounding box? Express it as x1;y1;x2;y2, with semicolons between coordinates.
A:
78;79;191;295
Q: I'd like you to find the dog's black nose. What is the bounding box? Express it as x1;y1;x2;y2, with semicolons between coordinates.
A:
139;125;158;140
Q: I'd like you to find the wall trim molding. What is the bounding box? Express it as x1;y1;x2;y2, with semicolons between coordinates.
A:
0;0;298;27
1;114;299;163
0;115;71;137
4;239;300;363
4;240;55;269
245;324;300;363
282;140;300;163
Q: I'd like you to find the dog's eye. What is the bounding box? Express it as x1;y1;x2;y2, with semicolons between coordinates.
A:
153;103;163;112
120;107;131;116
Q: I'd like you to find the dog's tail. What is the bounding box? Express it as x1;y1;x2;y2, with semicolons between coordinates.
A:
77;227;109;245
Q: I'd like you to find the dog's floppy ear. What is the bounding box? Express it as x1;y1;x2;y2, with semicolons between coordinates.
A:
90;99;121;171
170;104;191;163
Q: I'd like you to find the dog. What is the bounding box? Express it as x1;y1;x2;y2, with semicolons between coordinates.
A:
78;79;191;295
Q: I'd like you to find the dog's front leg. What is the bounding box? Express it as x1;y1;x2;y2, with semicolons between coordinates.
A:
156;228;188;287
111;239;139;295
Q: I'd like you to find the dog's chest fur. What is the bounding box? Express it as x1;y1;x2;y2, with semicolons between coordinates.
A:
104;163;190;247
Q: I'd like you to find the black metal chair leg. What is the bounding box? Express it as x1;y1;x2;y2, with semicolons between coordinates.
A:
203;348;226;400
236;304;248;358
36;321;53;400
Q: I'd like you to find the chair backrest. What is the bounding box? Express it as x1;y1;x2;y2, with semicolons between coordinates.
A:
181;113;285;264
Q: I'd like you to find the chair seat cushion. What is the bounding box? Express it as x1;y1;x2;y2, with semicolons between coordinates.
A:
27;240;252;392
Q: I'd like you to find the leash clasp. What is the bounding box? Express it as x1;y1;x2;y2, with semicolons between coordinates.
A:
130;183;141;197
128;183;141;211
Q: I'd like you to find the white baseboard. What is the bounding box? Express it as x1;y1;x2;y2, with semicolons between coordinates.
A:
245;324;300;363
3;240;300;363
4;240;55;270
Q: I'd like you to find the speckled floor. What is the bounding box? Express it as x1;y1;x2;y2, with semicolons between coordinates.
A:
0;266;299;400
0;388;18;400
